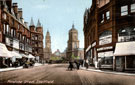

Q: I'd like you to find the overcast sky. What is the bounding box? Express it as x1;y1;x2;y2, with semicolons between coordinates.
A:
12;0;92;53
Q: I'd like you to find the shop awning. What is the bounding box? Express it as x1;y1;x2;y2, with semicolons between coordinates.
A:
11;51;22;58
0;43;12;58
20;54;28;58
28;54;35;59
86;45;91;53
114;42;135;56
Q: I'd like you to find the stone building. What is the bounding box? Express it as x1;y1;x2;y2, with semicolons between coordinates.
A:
66;24;84;60
0;0;44;62
84;0;135;71
44;31;52;61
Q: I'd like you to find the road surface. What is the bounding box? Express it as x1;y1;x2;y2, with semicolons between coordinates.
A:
0;64;135;85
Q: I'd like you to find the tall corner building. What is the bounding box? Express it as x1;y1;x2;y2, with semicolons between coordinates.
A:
84;0;135;71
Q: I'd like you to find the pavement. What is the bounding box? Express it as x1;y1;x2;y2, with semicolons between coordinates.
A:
80;67;135;76
0;63;43;72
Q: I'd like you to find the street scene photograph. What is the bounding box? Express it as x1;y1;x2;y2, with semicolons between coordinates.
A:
0;0;135;85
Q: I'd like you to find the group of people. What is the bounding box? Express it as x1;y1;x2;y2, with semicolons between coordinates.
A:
68;60;82;71
0;57;35;68
68;60;89;71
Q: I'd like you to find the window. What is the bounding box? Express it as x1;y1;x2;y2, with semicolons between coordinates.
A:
131;4;135;13
118;27;135;42
35;35;38;40
14;30;16;36
121;5;128;16
106;11;110;20
101;14;104;23
23;36;24;41
18;24;20;30
3;13;7;19
6;25;9;33
3;24;6;34
11;29;13;37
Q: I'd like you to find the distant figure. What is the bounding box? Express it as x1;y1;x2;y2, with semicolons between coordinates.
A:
74;61;80;70
85;60;89;69
68;61;73;71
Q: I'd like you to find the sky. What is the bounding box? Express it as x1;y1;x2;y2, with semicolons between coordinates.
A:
12;0;92;53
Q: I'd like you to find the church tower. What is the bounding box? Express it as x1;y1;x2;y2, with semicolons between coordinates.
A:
44;30;52;62
66;24;79;60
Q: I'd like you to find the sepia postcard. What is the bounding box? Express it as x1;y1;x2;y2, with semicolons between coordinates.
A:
0;0;135;85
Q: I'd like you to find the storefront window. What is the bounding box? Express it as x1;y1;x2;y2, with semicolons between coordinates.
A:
121;5;128;16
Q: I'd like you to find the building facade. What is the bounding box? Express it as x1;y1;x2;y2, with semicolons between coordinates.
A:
29;19;44;62
44;31;52;61
84;0;135;71
66;24;84;60
0;0;44;62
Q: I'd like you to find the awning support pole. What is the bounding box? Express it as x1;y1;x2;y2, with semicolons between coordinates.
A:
113;56;116;71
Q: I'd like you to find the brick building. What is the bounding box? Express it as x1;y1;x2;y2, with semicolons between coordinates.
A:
0;0;44;62
84;0;135;71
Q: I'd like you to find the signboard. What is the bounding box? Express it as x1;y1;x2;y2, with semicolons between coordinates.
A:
98;51;113;57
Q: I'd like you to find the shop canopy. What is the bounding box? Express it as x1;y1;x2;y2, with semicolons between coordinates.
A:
86;45;91;53
28;54;35;59
114;42;135;56
11;51;22;58
0;43;12;58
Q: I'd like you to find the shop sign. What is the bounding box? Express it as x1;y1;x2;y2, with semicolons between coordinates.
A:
98;51;113;57
97;46;113;51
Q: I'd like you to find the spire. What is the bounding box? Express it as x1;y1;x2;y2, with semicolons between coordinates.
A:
30;17;35;26
37;19;42;27
72;23;75;29
46;30;50;36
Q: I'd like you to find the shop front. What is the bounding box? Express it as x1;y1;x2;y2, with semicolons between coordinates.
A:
98;51;113;69
114;42;135;71
0;43;13;68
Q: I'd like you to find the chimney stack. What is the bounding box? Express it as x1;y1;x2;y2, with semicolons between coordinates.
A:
13;3;18;17
18;8;23;18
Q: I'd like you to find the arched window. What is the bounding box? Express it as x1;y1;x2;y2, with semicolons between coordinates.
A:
99;30;112;45
118;27;135;42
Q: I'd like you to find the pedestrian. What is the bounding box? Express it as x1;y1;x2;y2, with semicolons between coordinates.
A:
85;60;89;69
77;62;80;70
68;61;73;71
